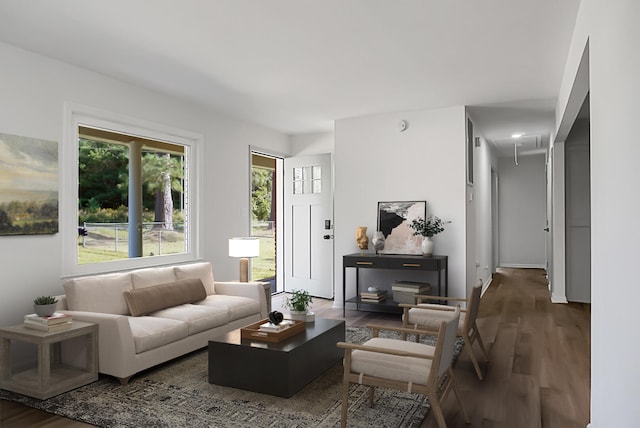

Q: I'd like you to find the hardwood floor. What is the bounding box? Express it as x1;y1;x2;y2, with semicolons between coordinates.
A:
1;268;590;427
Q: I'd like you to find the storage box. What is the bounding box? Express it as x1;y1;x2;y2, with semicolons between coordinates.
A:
391;281;431;304
393;290;420;304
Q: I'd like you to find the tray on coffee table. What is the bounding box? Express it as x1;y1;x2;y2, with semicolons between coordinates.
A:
240;318;306;343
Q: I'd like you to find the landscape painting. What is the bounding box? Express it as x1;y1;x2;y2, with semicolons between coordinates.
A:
0;132;58;235
377;200;425;255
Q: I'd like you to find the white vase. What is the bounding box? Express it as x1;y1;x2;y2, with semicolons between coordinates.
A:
421;236;434;257
372;231;385;254
289;310;315;322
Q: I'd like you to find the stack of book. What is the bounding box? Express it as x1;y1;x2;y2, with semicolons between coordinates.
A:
24;312;73;332
392;280;431;304
360;289;387;303
259;320;294;333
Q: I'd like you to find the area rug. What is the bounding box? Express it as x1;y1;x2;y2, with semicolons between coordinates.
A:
0;326;463;428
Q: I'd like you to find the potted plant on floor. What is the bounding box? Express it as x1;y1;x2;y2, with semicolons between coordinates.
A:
33;295;58;317
285;289;314;322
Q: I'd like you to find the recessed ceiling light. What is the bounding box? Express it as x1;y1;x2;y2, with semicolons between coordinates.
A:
511;133;524;139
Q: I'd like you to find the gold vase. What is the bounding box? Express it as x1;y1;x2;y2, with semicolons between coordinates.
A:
356;226;369;251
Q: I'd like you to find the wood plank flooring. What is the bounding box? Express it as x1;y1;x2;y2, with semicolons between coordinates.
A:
1;267;590;427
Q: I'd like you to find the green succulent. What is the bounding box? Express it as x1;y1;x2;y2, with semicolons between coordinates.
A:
33;295;58;305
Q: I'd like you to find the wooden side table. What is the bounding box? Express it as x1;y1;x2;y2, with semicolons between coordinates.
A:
0;320;98;399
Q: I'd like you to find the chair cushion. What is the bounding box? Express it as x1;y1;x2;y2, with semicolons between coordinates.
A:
174;262;216;295
150;304;229;335
351;337;435;385
63;272;132;315
123;278;207;316
128;316;188;354
130;266;176;289
197;295;261;321
406;306;465;333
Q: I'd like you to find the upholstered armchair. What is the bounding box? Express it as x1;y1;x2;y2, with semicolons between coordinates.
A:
401;280;489;380
337;306;469;428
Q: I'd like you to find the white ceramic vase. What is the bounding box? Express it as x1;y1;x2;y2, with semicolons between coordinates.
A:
289;310;315;322
421;236;434;257
372;231;385;254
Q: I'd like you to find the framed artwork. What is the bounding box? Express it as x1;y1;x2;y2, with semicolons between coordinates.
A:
0;132;58;235
377;201;426;255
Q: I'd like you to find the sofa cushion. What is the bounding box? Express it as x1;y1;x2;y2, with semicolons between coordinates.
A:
63;272;132;315
123;278;207;317
151;304;229;335
128;316;189;354
174;262;216;295
130;266;176;289
197;295;261;322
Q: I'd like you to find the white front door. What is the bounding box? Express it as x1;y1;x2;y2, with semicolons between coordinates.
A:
283;153;333;298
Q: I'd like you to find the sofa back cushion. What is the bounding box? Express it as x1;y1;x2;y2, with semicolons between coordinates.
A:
123;278;207;316
130;266;176;289
63;272;133;314
174;262;216;295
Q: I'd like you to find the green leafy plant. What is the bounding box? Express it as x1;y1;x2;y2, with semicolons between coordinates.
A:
284;289;313;312
409;216;446;238
33;295;58;305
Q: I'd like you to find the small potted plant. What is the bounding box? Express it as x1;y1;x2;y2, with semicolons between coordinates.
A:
284;289;314;322
33;295;58;317
409;216;446;256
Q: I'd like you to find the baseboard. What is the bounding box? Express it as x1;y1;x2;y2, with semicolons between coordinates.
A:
499;263;546;269
480;277;492;297
551;292;568;304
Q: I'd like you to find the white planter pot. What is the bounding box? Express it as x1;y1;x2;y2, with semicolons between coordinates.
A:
288;310;315;322
421;236;434;257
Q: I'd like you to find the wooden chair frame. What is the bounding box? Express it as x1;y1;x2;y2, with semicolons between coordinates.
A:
337;308;469;428
400;282;489;380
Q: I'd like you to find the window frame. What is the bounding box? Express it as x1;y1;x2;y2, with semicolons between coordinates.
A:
62;103;203;277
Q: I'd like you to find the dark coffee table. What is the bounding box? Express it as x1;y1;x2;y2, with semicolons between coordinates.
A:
208;318;345;397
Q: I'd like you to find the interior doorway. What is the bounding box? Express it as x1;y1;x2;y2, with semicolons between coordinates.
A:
250;151;283;294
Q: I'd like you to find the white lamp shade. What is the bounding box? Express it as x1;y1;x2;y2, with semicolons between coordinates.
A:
228;237;260;258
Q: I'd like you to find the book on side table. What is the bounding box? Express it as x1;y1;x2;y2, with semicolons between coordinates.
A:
24;312;73;332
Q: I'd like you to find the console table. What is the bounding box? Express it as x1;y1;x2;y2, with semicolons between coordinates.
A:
342;253;448;316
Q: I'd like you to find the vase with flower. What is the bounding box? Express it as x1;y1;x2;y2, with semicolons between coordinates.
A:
409;216;446;257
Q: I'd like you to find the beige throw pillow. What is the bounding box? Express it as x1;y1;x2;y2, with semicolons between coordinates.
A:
123;278;206;317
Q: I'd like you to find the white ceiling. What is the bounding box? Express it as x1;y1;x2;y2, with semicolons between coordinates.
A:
0;0;580;155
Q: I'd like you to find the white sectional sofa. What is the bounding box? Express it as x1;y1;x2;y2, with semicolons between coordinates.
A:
56;261;268;384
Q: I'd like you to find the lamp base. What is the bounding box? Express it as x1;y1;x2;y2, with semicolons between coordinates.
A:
239;258;249;282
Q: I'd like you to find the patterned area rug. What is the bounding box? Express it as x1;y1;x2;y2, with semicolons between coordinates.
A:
0;326;463;428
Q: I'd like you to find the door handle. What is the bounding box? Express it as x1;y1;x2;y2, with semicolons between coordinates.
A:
544;227;550;232
323;234;334;240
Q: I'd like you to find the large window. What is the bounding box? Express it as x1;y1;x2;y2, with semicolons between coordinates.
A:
63;104;201;276
78;127;186;264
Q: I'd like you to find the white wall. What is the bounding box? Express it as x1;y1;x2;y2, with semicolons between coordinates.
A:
334;106;468;305
0;42;290;330
557;1;640;425
497;154;547;268
290;131;334;156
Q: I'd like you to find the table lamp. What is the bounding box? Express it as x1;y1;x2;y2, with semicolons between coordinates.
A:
228;237;260;282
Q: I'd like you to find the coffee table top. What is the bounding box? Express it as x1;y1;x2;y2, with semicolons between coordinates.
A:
210;317;344;352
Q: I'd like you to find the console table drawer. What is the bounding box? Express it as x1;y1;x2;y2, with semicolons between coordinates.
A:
387;258;442;270
343;256;388;268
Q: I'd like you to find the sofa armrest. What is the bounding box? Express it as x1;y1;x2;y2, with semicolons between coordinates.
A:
214;281;270;318
58;310;136;378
